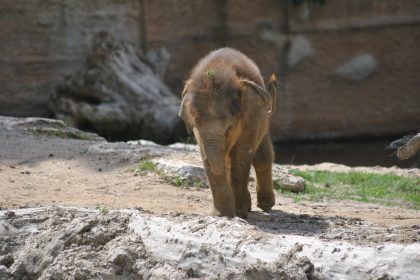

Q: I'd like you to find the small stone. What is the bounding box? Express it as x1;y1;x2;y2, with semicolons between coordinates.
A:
332;248;341;254
5;211;15;219
259;29;288;49
152;159;208;188
332;54;378;83
186;267;194;278
277;174;305;193
110;250;131;267
0;254;14;268
287;35;313;69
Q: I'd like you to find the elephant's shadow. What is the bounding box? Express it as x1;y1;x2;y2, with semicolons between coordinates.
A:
246;209;330;236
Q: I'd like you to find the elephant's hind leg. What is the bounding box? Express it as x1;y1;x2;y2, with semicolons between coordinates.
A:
252;135;275;212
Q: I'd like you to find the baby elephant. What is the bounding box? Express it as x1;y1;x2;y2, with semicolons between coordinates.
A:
179;48;277;218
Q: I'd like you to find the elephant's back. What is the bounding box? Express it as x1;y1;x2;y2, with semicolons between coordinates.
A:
190;48;265;88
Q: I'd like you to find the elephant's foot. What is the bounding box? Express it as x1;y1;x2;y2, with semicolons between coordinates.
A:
235;190;252;218
210;206;235;218
257;190;275;212
235;206;249;219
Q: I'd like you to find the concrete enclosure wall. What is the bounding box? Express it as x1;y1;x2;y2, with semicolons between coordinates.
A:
0;0;142;117
1;0;419;141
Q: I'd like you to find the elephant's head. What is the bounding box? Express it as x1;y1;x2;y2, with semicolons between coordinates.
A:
179;74;276;175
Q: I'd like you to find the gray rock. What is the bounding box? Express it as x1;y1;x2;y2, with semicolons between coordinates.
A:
333;54;378;83
259;31;313;70
287;35;313;69
0;116;102;141
168;142;200;152
2;207;420;279
277;174;306;193
0;117;66;130
87;141;170;163
259;29;288;49
273;165;306;193
296;2;311;22
153;159;208;188
49;32;183;143
146;47;171;79
0;254;14;268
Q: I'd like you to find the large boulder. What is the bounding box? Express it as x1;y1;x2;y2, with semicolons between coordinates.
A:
49;32;184;143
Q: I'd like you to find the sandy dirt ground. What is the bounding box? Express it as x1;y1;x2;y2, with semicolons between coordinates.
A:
0;117;419;279
1;121;419;228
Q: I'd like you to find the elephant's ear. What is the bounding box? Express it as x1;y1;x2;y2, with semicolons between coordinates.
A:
267;74;277;115
240;76;276;115
179;80;193;134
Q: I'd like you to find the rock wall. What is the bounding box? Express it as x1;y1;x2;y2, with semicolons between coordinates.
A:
275;0;420;141
0;0;142;117
1;0;419;141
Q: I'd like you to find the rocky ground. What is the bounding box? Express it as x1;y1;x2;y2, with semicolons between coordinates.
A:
0;116;419;279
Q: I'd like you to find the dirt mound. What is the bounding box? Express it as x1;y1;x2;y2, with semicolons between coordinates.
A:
0;208;319;279
1;208;154;279
1;208;420;279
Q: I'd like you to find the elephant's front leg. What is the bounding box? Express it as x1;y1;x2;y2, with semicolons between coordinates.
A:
252;135;275;212
230;146;252;218
200;150;236;217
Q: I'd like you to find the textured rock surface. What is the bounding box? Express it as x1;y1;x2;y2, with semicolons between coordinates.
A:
0;116;102;141
49;33;183;143
1;207;420;279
